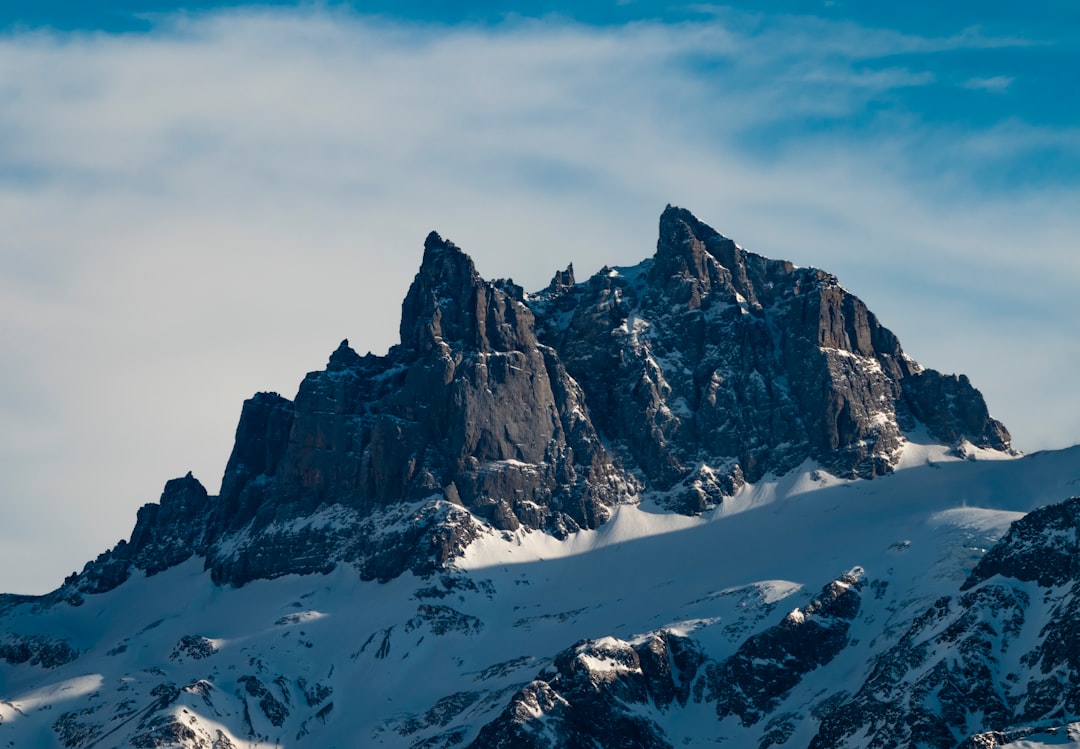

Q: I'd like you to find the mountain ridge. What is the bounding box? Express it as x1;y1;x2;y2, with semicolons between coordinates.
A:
5;206;1073;749
58;205;1011;595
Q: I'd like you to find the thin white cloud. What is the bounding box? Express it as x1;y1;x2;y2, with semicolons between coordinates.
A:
0;7;1077;594
963;74;1014;92
688;8;1039;57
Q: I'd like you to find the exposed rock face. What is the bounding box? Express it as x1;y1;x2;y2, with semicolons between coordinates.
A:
66;472;210;595
533;206;1010;510
0;634;79;669
708;569;864;726
65;206;1010;591
236;231;629;537
469;632;703;749
214;390;294;533
963;495;1080;590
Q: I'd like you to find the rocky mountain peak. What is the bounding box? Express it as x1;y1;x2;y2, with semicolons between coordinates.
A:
399;230;542;355
534;207;1011;510
651;205;809;314
327;339;363;370
7;209;1075;749
59;206;1014;594
545;263;575;293
651;204;730;308
399;231;486;352
419;230;478;282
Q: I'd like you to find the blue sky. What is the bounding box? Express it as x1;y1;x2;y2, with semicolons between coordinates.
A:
1;1;1078;594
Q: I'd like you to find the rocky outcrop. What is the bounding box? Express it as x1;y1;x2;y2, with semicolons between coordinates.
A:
809;585;1026;749
71;230;635;591
67;472;210;595
469;631;703;749
202;233;631;582
217;232;629;538
708;568;864;726
213;390;294;535
904;370;1012;451
810;498;1080;749
0;634;79;668
963;496;1080;590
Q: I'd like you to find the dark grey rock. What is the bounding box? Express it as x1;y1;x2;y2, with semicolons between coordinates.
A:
708;569;864;726
468;631;700;749
405;604;484;636
65;472;210;595
532;206;1011;510
809;584;1024;749
170;634;218;661
0;633;79;668
810;497;1080;749
238;675;289;728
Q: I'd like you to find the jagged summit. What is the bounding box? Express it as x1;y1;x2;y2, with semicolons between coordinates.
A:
653;204;804;310
545;262;575;294
533;206;1010;509
654;204;781;305
59;207;1010;596
400;230;485;351
327;338;362;369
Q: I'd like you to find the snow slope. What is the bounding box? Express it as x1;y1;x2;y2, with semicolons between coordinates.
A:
1;444;1078;748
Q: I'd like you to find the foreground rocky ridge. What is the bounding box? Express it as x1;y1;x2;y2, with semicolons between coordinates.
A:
63;206;1010;594
466;494;1080;749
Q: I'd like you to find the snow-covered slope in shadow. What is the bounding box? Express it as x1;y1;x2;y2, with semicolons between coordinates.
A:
1;445;1077;748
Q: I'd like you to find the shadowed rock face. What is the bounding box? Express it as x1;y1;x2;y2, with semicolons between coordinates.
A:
963;496;1080;592
69;473;210;594
198;233;634;585
296;232;625;531
65;207;1010;591
708;569;864;727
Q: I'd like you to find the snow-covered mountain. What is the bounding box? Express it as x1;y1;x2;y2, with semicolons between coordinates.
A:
2;207;1078;749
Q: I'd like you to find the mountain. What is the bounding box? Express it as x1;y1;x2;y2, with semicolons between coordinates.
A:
2;207;1077;749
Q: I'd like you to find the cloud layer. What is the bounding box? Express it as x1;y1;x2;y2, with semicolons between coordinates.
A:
1;7;1078;593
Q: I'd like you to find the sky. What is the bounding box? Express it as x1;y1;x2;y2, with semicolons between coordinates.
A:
1;1;1078;595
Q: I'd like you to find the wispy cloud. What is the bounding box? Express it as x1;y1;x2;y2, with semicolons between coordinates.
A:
963;75;1014;92
0;7;1077;593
